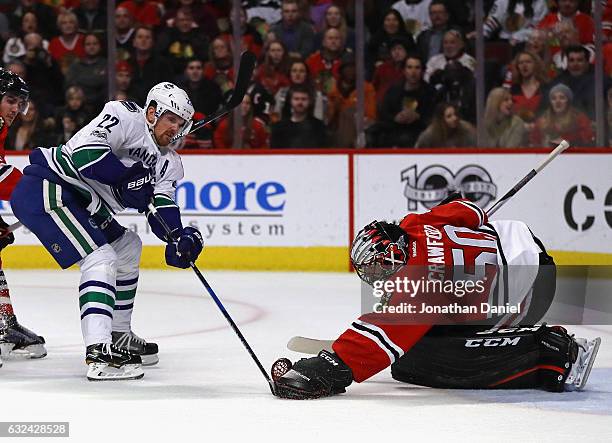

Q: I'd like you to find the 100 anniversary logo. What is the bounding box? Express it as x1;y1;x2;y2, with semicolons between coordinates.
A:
401;164;498;210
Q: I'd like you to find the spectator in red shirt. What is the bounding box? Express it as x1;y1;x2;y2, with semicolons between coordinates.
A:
509;50;548;124
372;37;411;103
48;10;86;75
537;0;594;56
529;83;594;147
213;94;269;149
255;40;290;96
306;27;351;96
118;0;161;27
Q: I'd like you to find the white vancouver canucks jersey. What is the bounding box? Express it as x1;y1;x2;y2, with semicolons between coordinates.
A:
39;100;183;219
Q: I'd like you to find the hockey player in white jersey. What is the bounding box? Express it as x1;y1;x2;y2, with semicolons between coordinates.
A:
10;82;204;380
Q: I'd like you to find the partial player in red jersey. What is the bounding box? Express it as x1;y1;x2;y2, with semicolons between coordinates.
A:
273;195;601;399
0;68;47;366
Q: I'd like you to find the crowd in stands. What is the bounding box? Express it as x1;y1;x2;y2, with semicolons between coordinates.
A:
0;0;610;149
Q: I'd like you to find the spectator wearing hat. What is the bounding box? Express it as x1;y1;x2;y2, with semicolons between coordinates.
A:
327;54;376;147
372;37;410;103
529;83;594;147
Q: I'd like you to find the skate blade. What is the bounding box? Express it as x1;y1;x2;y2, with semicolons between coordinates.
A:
8;344;47;359
576;337;601;390
141;353;159;366
87;363;144;381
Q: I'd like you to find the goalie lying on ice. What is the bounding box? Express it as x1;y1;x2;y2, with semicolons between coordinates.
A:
273;198;601;399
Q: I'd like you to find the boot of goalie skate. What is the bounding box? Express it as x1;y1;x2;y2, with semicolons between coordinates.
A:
273;350;353;399
0;314;47;359
85;343;144;381
565;336;601;391
112;330;159;366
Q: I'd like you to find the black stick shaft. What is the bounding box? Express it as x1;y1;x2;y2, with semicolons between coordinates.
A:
147;203;275;395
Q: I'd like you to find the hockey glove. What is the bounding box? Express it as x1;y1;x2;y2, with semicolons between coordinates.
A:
115;162;154;213
0;216;15;251
350;221;408;286
165;227;204;268
273;351;353;399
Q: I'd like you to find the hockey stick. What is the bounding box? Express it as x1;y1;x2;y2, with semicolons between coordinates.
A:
147;203;276;395
171;51;257;143
0;221;22;239
287;140;573;355
486;139;570;216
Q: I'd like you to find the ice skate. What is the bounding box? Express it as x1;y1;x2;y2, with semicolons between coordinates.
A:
112;330;159;366
0;315;47;359
85;343;144;381
565;337;601;390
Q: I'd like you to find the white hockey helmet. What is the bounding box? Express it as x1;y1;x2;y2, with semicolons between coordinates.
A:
144;82;194;141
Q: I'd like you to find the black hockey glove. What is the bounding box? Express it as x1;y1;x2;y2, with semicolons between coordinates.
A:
165;227;204;268
272;350;353;399
115;162;154;213
0;216;15;251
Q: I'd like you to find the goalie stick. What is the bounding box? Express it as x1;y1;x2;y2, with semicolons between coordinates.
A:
286;140;572;355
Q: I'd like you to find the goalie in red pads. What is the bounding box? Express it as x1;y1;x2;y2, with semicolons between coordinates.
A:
273;197;601;399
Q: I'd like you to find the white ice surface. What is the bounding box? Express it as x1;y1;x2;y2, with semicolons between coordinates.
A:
1;270;610;442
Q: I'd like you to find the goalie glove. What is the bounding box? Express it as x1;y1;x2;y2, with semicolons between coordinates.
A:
350;221;408;286
165;226;204;268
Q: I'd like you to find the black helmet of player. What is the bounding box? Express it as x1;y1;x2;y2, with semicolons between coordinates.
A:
350;221;409;286
0;67;29;116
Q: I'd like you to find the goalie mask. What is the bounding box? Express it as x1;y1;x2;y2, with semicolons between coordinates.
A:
350;221;409;286
144;82;194;144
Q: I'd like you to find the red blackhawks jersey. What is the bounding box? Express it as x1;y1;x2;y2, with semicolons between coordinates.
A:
333;199;506;382
0;120;23;201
